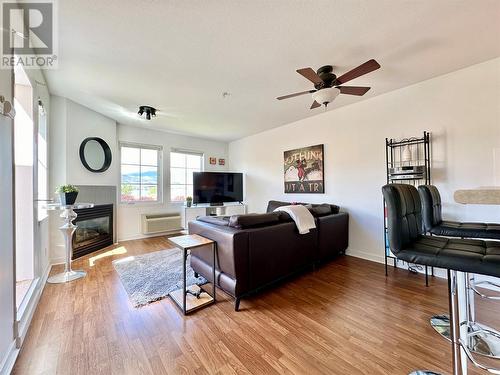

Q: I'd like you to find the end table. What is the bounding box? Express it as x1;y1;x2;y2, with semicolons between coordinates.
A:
167;234;217;315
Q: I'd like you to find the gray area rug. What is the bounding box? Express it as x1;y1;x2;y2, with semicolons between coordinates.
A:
112;248;206;308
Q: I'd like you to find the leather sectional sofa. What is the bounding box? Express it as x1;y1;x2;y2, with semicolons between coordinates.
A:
188;200;349;310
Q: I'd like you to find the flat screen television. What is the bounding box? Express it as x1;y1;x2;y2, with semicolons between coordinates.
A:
193;172;243;205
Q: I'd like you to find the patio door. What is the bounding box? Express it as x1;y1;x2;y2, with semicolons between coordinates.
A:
13;65;35;311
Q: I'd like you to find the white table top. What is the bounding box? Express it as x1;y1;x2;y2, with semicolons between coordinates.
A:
44;203;94;210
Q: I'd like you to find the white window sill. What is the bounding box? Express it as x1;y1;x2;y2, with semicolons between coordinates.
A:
119;201;163;207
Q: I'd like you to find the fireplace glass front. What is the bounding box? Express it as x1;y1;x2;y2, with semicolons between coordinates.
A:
75;216;109;246
72;204;113;259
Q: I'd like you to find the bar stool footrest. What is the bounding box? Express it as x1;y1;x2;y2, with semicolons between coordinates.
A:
471;280;500;300
459;337;500;374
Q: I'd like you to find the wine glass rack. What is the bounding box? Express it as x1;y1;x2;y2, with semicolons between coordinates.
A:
384;131;432;285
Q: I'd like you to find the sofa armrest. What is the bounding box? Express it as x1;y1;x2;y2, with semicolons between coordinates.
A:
196;215;230;227
316;212;349;260
188;220;249;294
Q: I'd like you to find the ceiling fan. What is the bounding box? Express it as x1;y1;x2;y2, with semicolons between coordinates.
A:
277;59;381;109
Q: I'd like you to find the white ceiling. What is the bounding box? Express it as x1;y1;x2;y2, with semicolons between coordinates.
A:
45;0;500;141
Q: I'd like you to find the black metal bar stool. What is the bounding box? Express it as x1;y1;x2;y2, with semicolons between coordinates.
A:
418;185;500;240
382;184;500;375
419;185;500;359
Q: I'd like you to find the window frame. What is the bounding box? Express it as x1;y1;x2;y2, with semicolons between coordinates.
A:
169;149;204;203
119;142;163;204
37;100;48;222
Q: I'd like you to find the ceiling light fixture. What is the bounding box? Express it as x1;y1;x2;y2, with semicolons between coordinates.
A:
138;105;156;120
311;87;340;108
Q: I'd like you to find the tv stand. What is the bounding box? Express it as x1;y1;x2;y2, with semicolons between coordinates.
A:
181;202;247;230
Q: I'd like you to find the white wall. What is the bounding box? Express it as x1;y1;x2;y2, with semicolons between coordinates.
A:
48;99;229;245
48;95;67;262
49;96;118;187
65;99;118;185
117;124;228;240
49;97;118;262
229;57;500;263
49;95;67;191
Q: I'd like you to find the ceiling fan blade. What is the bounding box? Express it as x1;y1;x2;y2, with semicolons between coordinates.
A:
277;90;316;100
297;68;323;85
338;86;371;96
310;101;321;109
335;59;380;85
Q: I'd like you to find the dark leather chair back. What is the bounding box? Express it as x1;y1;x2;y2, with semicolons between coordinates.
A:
418;185;443;231
266;200;340;215
382;184;423;254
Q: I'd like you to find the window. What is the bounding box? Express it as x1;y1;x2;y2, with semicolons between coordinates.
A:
170;151;203;202
37;101;48;221
120;143;162;203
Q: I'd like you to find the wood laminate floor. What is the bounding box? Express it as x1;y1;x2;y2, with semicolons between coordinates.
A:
13;236;500;374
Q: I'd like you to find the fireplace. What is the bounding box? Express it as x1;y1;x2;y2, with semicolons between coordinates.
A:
72;204;113;259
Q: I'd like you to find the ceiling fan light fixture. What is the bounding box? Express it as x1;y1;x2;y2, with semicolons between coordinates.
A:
278;59;379;110
311;87;340;106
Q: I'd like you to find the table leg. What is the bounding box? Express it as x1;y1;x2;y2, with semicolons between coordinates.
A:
47;207;86;284
213;242;217;302
183;248;187;314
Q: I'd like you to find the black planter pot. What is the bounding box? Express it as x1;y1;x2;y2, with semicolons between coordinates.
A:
59;192;78;206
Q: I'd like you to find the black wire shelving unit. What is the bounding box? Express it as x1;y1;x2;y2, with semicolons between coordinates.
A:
384;131;432;286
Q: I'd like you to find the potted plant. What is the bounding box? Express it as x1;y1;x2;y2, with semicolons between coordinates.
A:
56;184;79;206
186;196;193;207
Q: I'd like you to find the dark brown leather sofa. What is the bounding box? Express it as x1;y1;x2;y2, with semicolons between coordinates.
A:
188;200;349;310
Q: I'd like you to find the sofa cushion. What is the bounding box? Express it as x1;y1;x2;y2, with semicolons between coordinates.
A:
329;204;340;215
266;200;340;215
196;215;230;227
276;211;293;222
308;204;332;217
266;200;306;213
229;212;281;229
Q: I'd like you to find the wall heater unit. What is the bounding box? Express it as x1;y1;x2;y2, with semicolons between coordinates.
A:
141;213;182;235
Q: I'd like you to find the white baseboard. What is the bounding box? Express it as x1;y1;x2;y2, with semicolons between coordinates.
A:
346;247;447;279
118;230;182;242
0;341;17;375
49;256;65;265
346;248;385;264
117;234;148;242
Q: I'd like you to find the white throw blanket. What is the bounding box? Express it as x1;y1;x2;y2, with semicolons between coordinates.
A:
274;205;316;234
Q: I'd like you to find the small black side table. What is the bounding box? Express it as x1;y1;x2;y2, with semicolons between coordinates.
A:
167;234;217;315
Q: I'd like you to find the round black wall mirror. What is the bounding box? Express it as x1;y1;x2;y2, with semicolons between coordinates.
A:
79;137;112;173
